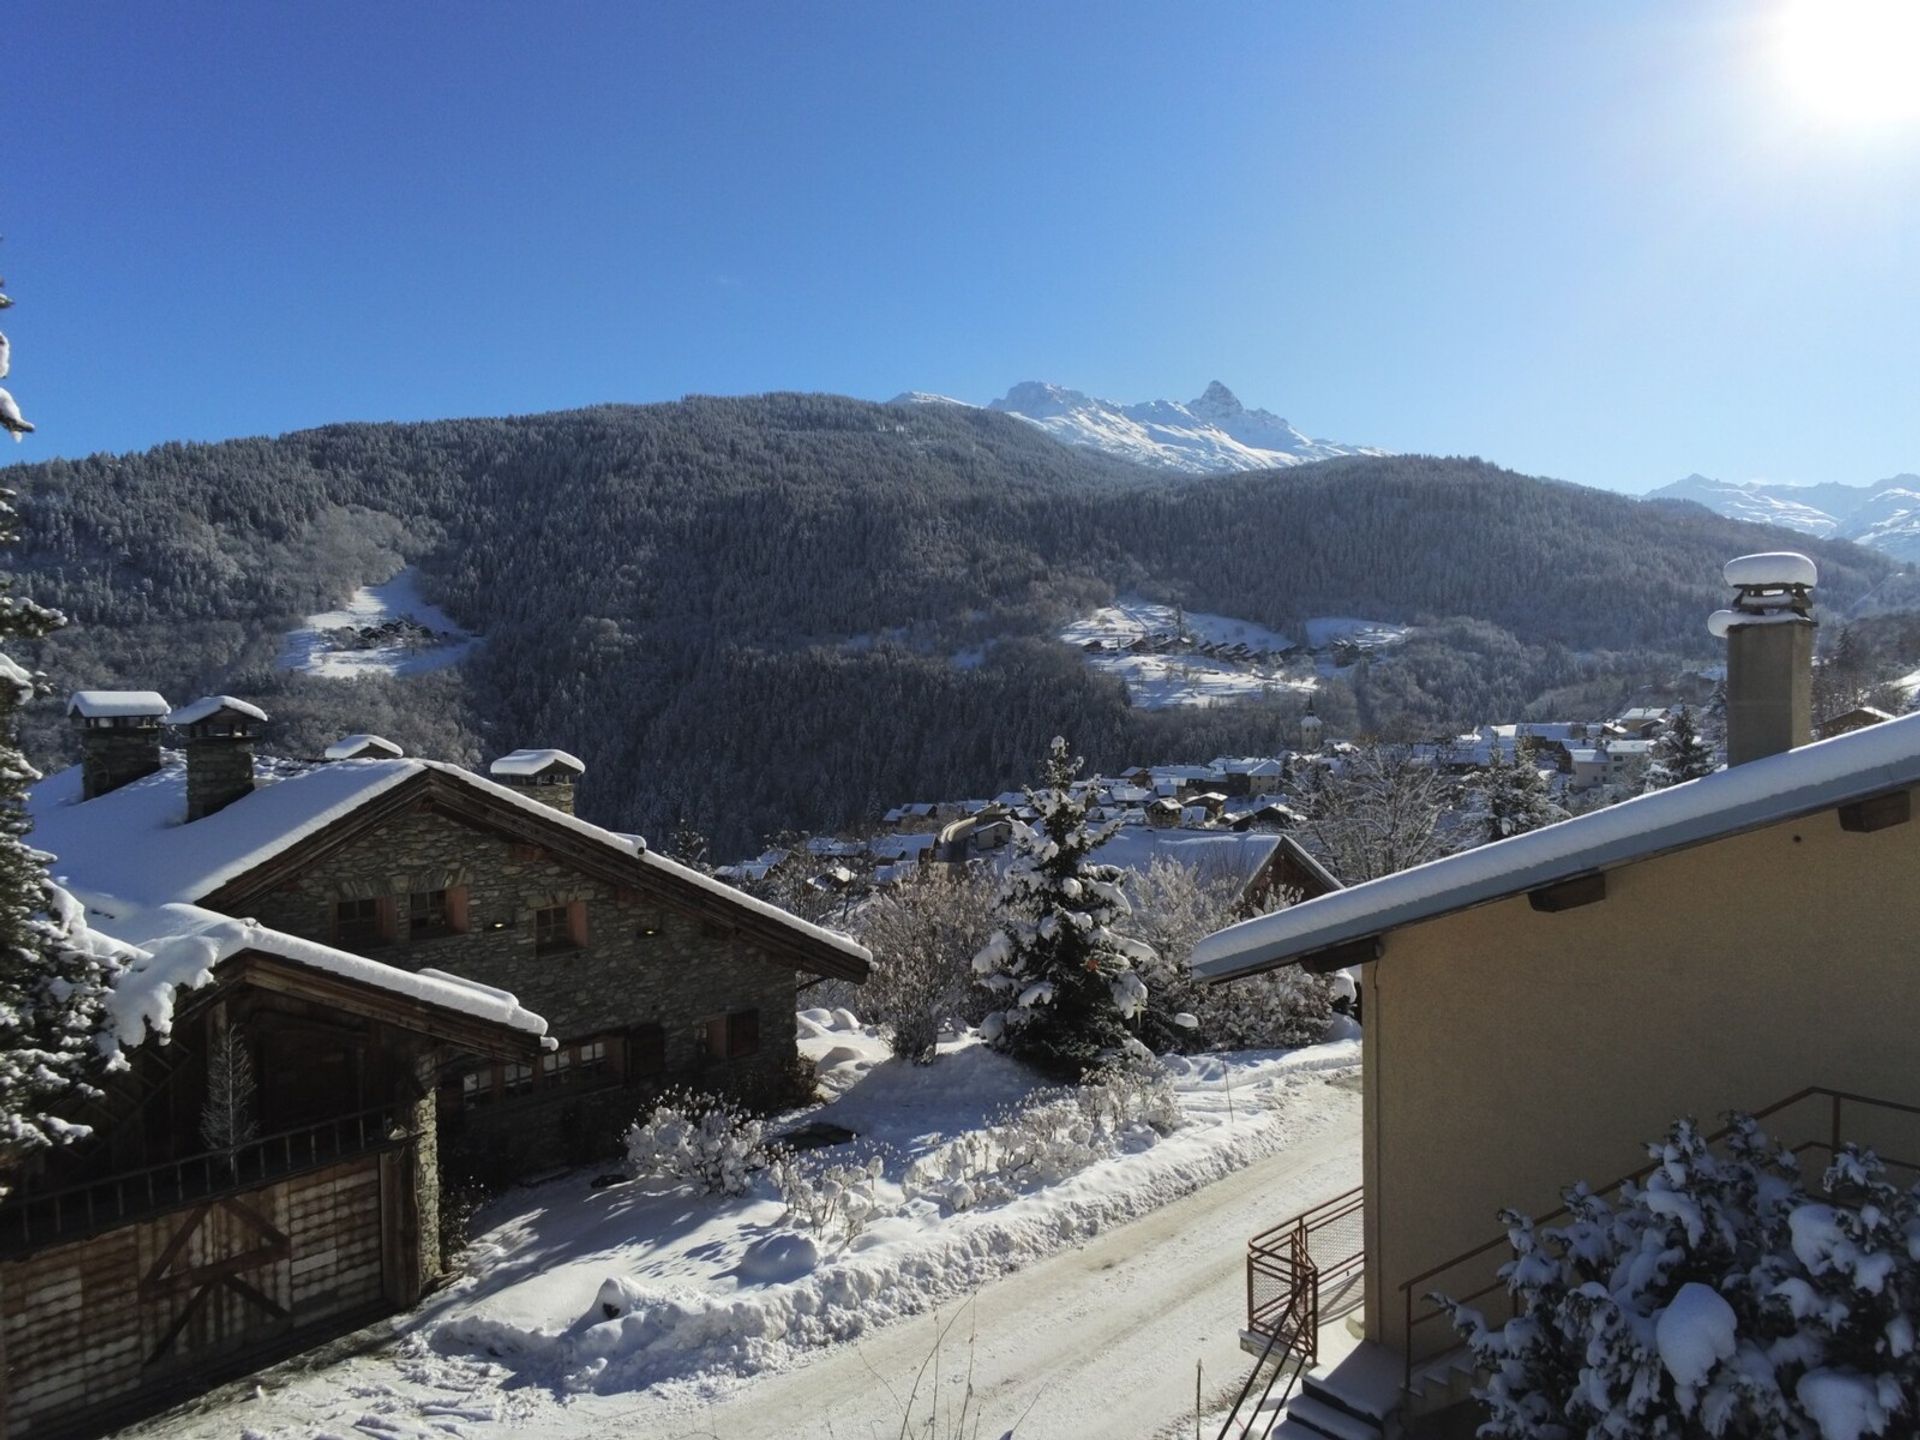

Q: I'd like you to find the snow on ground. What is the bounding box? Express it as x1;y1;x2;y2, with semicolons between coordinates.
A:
1301;616;1411;651
1060;598;1314;709
279;567;479;678
127;1015;1360;1440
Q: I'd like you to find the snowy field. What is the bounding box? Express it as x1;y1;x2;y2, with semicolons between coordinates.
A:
128;1016;1361;1440
279;568;479;678
1059;599;1411;708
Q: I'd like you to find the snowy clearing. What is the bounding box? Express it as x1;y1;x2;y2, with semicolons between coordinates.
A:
1060;598;1314;709
126;1017;1361;1440
279;567;479;678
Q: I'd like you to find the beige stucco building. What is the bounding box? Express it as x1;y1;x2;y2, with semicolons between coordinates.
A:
1193;553;1920;1431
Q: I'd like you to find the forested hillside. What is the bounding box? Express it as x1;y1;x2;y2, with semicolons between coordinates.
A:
2;395;1898;850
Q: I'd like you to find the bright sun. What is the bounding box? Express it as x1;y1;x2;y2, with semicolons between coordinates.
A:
1778;0;1920;127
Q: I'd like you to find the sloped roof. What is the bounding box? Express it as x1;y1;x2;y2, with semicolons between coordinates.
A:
1194;713;1920;982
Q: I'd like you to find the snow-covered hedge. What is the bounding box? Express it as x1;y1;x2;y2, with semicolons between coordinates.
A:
623;1089;767;1196
1443;1113;1920;1440
904;1061;1182;1213
769;1149;889;1245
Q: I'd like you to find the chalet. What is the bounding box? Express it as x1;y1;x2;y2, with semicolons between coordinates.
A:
1193;554;1920;1435
29;695;871;1188
1092;827;1340;914
1819;703;1896;739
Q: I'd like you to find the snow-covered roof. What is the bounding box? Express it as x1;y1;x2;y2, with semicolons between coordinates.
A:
1194;712;1920;982
489;748;585;777
1090;827;1285;892
166;694;269;727
67;690;169;720
325;733;404;760
29;754;871;972
92;901;549;1061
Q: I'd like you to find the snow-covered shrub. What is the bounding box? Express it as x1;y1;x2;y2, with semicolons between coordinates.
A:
972;737;1157;1080
903;1059;1183;1212
769;1148;889;1245
623;1089;767;1197
1441;1112;1920;1440
854;869;999;1063
1128;857;1334;1052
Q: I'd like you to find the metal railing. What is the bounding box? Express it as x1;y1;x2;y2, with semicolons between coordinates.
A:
0;1103;416;1254
1398;1086;1920;1391
1216;1184;1365;1440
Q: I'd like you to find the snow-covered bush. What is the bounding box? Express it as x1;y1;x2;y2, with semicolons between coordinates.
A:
904;1059;1183;1212
769;1148;889;1245
1442;1112;1920;1440
854;869;999;1063
623;1089;767;1197
972;737;1157;1080
1128;857;1333;1052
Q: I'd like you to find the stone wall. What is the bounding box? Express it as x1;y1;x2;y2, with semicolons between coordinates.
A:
244;806;807;1172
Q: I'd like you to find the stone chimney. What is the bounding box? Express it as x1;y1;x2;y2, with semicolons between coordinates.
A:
169;695;269;820
68;691;171;799
1708;552;1816;766
488;748;584;814
323;733;404;762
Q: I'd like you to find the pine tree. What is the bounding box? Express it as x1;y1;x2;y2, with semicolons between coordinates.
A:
1643;706;1717;791
0;271;119;1160
199;1024;258;1157
971;737;1156;1080
1470;744;1568;845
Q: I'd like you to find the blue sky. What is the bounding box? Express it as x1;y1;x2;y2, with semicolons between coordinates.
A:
6;1;1918;491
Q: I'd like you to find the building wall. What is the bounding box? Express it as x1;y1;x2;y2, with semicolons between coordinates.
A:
242;807;804;1171
1363;783;1920;1360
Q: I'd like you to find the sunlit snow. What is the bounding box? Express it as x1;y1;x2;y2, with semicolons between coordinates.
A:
279;566;479;678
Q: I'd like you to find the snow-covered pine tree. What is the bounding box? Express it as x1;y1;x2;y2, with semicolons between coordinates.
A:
199;1024;258;1156
1643;705;1718;791
1470;743;1568;845
971;737;1156;1080
0;273;119;1160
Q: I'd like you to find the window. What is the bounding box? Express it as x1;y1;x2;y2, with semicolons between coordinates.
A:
541;1047;573;1086
534;900;587;953
578;1039;610;1075
333;897;393;949
630;1024;666;1077
501;1062;534;1098
703;1009;760;1061
410;889;451;939
461;1069;493;1107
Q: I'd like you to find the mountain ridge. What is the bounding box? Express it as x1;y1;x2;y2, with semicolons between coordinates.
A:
1648;473;1920;563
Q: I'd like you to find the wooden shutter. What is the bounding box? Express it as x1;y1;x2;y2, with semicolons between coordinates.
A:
375;895;399;943
729;1008;760;1059
446;885;471;934
630;1024;665;1077
567;899;589;947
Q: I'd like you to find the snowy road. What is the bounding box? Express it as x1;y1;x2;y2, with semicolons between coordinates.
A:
630;1085;1359;1440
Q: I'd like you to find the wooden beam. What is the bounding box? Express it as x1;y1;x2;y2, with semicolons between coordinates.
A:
1839;790;1911;835
1300;935;1383;975
1527;871;1607;913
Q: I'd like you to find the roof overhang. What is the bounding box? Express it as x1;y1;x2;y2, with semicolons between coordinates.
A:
1194;713;1920;984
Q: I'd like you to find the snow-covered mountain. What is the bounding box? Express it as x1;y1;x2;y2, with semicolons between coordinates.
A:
910;380;1386;474
1647;473;1920;563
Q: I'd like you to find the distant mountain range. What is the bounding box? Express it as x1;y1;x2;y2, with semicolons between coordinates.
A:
892;380;1386;473
1648;474;1920;565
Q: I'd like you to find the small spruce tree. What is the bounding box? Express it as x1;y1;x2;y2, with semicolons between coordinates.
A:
971;737;1156;1080
1471;743;1568;845
1643;706;1718;791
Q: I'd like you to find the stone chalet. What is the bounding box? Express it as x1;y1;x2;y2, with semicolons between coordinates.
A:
32;697;872;1183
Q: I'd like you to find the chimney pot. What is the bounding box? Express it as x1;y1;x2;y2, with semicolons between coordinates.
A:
169;695;268;820
488;748;584;815
1716;552;1817;766
68;690;170;799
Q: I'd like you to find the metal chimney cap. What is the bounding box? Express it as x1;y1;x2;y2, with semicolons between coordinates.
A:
1724;552;1817;589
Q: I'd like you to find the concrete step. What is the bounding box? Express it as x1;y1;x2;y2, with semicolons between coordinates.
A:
1300;1341;1403;1425
1280;1393;1384;1440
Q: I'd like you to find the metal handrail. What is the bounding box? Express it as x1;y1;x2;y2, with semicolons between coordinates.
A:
0;1102;416;1253
1397;1085;1920;1390
1218;1267;1314;1440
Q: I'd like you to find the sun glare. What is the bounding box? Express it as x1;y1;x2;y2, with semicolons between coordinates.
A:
1779;0;1920;127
